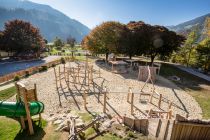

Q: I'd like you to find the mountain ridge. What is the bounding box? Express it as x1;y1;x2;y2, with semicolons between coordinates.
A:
168;13;210;42
0;0;90;42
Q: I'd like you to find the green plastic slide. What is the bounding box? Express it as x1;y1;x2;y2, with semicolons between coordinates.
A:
0;101;44;117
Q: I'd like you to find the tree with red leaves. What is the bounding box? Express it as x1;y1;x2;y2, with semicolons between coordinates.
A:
2;19;45;57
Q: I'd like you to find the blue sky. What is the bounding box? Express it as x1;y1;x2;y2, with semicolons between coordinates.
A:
30;0;210;29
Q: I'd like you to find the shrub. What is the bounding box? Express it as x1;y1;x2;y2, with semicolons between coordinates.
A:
25;71;30;77
61;57;66;64
127;131;135;138
52;64;56;67
39;66;48;72
14;75;20;81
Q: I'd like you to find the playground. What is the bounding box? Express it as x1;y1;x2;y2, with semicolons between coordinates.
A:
0;57;209;140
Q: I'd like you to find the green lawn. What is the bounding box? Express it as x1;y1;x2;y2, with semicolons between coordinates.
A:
160;63;210;119
0;117;47;140
0;86;17;100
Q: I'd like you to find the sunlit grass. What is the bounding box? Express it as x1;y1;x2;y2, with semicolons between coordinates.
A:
160;63;210;119
0;86;16;100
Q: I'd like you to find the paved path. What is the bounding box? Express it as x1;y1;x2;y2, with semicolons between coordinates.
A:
0;83;14;91
173;64;210;82
0;56;61;76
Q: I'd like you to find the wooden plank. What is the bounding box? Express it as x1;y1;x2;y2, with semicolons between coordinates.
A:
148;118;160;137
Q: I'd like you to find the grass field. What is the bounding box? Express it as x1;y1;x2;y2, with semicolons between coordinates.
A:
0;117;47;140
160;63;210;119
0;86;16;100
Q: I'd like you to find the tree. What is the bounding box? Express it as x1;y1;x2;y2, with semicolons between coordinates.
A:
67;36;76;57
184;30;198;67
126;21;185;64
171;29;198;66
0;31;3;50
196;39;210;72
2;19;44;56
53;37;63;50
82;21;127;61
126;21;151;59
149;25;185;64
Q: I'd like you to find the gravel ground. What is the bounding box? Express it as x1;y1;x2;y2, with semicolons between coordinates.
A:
8;61;202;120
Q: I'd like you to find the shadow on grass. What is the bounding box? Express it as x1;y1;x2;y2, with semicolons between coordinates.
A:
160;63;210;91
14;120;46;140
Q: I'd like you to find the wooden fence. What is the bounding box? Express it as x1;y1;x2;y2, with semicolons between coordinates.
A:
123;116;210;140
0;59;61;84
123;116;148;135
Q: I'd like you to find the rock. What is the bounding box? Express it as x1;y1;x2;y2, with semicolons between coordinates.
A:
66;113;79;119
48;116;58;122
49;113;54;117
53;119;63;125
55;123;65;131
101;120;114;129
76;122;85;128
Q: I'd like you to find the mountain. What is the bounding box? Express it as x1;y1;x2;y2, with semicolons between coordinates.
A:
168;13;210;42
0;0;90;42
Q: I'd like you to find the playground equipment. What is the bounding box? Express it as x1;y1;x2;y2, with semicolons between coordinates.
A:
138;65;158;82
0;82;44;135
0;101;44;117
127;66;173;119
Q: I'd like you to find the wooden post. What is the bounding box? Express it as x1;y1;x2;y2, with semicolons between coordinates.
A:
169;102;172;110
149;88;154;103
83;90;87;110
103;87;107;113
77;65;80;83
23;89;34;135
99;68;101;77
54;68;58;90
158;94;162;109
59;66;62;87
127;87;132;102
15;83;26;129
34;84;41;120
168;109;172;119
131;91;134;115
90;66;93;84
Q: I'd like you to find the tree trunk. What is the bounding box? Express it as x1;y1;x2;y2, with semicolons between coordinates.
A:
151;55;155;66
105;53;108;62
129;54;132;59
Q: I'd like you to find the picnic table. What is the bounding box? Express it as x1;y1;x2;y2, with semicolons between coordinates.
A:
109;60;128;73
125;59;139;67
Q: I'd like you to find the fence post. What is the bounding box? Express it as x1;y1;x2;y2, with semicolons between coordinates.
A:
158;94;162;109
131;91;134;115
83;90;87;110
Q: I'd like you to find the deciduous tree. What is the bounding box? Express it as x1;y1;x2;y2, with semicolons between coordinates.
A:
82;21;127;61
2;19;44;55
67;36;76;57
